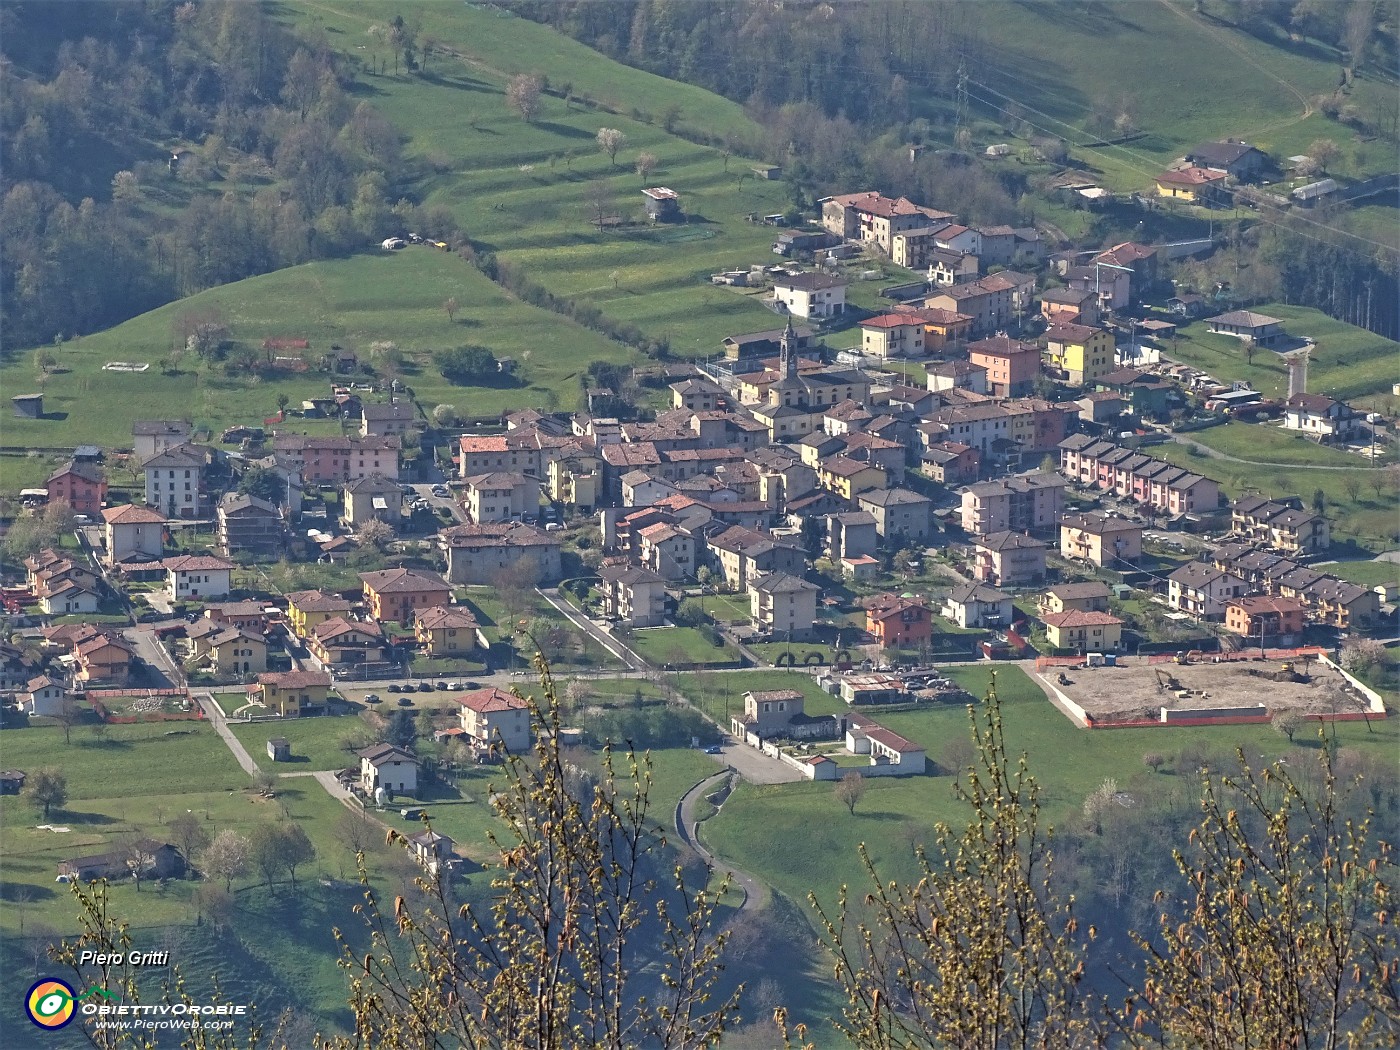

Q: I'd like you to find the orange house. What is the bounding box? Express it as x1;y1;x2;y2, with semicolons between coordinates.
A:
359;568;451;625
1224;596;1306;643
865;593;935;648
47;461;107;515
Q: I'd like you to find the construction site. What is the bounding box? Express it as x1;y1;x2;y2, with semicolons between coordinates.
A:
1035;652;1380;726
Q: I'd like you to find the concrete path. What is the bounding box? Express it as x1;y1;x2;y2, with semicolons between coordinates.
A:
536;586;649;671
675;771;766;912
192;691;261;778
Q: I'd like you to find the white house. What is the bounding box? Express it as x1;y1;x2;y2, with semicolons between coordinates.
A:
102;504;166;565
163;554;236;600
1167;563;1247;621
1282;393;1356;442
22;674;69;717
941;582;1014;629
456;687;532;756
771;272;848;320
358;743;419;797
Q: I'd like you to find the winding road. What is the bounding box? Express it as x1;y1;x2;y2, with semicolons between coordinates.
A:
675;771;766;912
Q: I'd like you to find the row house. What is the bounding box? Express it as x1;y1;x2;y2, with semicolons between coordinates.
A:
859;314;926;360
1057;437;1220;517
27;550;103;616
705;526;806;591
821;191;953;255
921;441;981;485
1212;545;1379;630
273;435;400;484
959;474;1066;537
441;522;564;586
463;472;540;524
1167;563;1247;620
893;305;974;352
457;434;543;479
1224;596;1306;646
1230;495;1331;554
286;589;355;640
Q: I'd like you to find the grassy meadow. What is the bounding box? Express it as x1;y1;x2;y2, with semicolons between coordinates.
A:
1164;304;1400;405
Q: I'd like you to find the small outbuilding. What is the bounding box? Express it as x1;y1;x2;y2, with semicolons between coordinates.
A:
642;186;681;221
266;738;291;762
11;394;43;419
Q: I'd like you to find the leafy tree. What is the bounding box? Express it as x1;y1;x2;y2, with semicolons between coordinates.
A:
432;403;458;426
199;829;251;892
810;675;1097;1047
505;73;544;122
1312;487;1326;514
597;127;627;168
1143;752;1166;774
26;767;67;819
435;344;498;384
1307;137;1341;174
834;772;865;815
386;709;417;751
674;598;709;628
635;151;659;182
1124;745;1398;1047
328;657;742;1048
238;466;284;504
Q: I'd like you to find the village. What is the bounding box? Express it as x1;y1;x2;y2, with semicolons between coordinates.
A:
2;138;1395;888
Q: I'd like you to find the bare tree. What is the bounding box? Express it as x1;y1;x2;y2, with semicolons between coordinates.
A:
359;517;395;550
168;812;210;876
1344;475;1363;502
442;296;459;322
834;771;866;815
635;151;658;182
586;180;615;229
505;73;544;123
328;657;743;1048
596;127;627;168
1271;708;1304;743
1306;138;1341;175
337;808;380;856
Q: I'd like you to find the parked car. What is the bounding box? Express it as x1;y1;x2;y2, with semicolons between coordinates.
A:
435;681;449;690
364;693;381;704
417;682;434;692
704;745;723;755
386;683;403;692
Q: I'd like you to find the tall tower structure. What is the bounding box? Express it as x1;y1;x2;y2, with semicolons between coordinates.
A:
1285;347;1311;398
779;315;798;380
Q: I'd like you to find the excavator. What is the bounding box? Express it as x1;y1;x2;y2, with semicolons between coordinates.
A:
1155;668;1183;693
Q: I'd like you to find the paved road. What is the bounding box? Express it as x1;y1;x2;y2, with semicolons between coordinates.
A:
536;587;649;671
192;691;261;778
122;625;184;691
675;771;766;912
703;740;803;785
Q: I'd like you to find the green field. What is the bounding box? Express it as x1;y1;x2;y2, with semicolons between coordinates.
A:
1164;304;1400;404
961;0;1398;188
1181;420;1386;467
1155;434;1398;549
629;625;743;667
702;664;1399;931
1321;558;1400;589
0;252;638;453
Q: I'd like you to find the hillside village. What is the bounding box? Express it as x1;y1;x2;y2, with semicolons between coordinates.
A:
2;143;1396;885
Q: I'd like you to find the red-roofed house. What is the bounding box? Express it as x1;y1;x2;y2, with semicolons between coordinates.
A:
1224;596;1306;645
102;504;166;564
1040;609;1124;652
859;314;926;360
252;670;331;717
456;687;531;755
1154;166;1227;202
415;606;486;656
164;554;236;600
360;568;451;625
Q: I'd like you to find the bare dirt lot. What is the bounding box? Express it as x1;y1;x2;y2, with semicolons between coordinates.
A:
1047;656;1370;723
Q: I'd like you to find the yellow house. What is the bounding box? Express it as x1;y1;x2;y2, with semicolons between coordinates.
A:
415;605;487;656
547;455;600;511
818;455;888;500
205;626;267;679
1154;166;1226;202
286;589;354;640
1041;610;1123;653
751;401;822;442
1043;324;1117;385
253;670;332;717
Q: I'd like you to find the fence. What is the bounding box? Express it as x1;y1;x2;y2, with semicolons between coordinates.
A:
1145;645;1326;665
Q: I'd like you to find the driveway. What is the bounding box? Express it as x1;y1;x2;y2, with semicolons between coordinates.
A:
536;587;649;671
192;691;261;778
705;740;804;785
122;624;184;691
